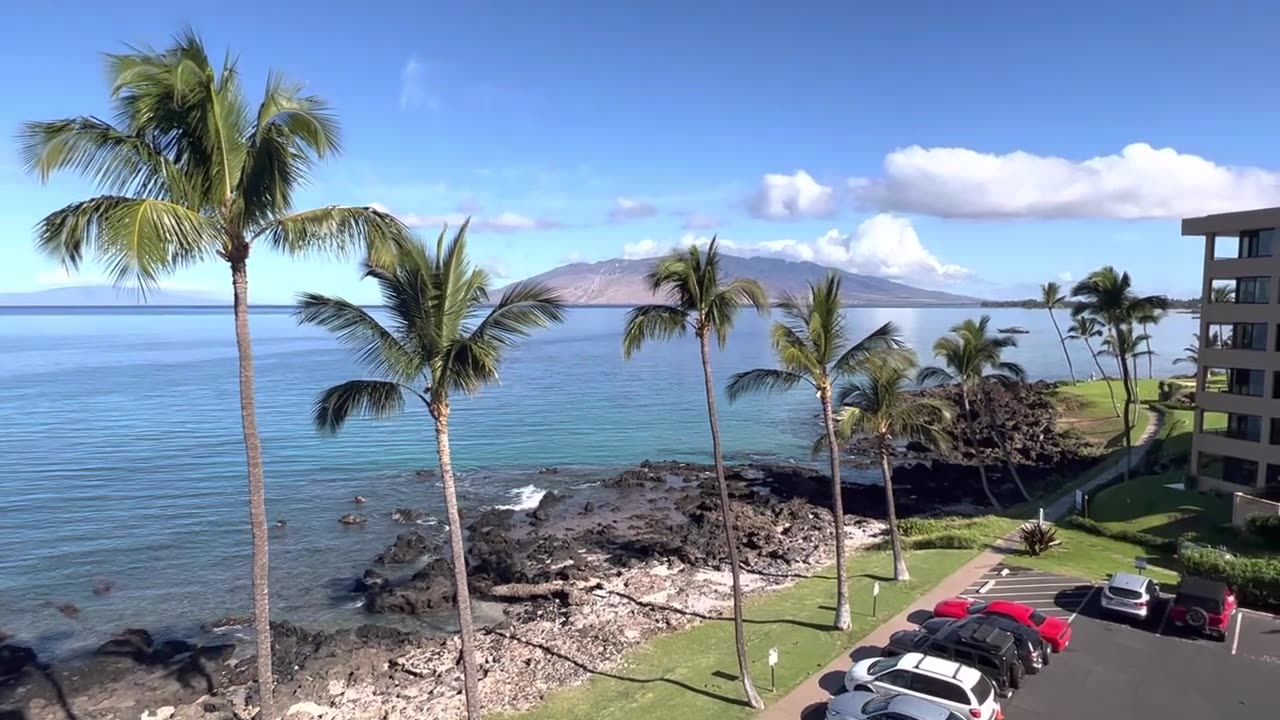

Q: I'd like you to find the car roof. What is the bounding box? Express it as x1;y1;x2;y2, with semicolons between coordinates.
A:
909;653;982;686
1108;572;1151;591
887;693;956;720
826;690;880;716
1177;576;1228;599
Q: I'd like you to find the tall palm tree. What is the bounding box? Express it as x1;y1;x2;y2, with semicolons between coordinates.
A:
1101;325;1152;447
622;238;768;709
297;225;565;720
1040;281;1077;384
1173;333;1201;368
825;353;952;581
918;316;1031;509
1071;267;1169;482
1136;308;1165;379
18;31;412;717
1066;315;1120;417
726;273;906;627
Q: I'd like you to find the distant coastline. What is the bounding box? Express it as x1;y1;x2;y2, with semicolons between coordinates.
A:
981;297;1201;310
0;301;989;311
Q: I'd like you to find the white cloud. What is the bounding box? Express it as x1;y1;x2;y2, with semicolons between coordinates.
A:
399;57;432;110
682;212;720;230
619;213;970;284
372;203;563;233
1057;271;1073;283
747;170;835;220
851;143;1280;219
608;197;658;223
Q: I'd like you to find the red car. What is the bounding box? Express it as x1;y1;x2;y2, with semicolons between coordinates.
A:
932;598;1072;652
1168;577;1236;640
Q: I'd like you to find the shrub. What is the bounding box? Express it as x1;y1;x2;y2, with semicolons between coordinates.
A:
1018;522;1059;556
1181;548;1280;610
897;517;953;537
1063;515;1178;552
1246;514;1280;549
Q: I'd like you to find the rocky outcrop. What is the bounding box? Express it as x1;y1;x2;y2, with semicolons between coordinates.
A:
373;530;432;565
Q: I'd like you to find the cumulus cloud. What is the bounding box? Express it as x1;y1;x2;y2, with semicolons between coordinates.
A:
851;143;1280;219
371;203;563;233
747;170;835;220
620;214;970;284
682;212;720;230
608;197;658;223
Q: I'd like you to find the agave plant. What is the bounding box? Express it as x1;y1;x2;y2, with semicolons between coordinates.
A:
1018;522;1060;557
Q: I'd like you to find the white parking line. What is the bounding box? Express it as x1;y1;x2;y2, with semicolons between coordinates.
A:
968;581;1089;589
1069;587;1098;624
962;590;1092;598
1232;611;1243;655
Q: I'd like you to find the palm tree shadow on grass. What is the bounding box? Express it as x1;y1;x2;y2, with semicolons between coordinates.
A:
486;630;751;708
603;590;835;631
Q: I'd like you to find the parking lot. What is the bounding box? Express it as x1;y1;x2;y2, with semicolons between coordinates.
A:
968;563;1280;719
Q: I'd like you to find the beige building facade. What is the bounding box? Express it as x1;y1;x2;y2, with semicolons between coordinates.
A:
1182;207;1280;495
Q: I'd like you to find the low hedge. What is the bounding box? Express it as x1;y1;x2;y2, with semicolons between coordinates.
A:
1246;514;1280;549
1180;548;1280;610
1062;515;1178;553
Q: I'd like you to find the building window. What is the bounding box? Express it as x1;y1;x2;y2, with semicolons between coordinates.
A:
1236;276;1272;304
1198;452;1257;486
1227;414;1262;442
1240;229;1275;258
1231;323;1269;350
1270;420;1280;445
1227;368;1264;396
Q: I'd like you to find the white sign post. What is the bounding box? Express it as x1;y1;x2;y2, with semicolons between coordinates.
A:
767;647;779;692
1135;556;1148;575
873;580;881;617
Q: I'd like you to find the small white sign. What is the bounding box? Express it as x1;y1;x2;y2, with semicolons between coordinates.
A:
1135;557;1148;570
767;647;779;667
873;581;881;597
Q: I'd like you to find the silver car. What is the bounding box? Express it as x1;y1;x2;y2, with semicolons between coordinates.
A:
827;691;969;720
1100;572;1160;620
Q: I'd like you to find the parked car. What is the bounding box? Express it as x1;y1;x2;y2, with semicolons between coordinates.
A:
845;652;1003;720
827;690;973;720
918;615;1049;674
1100;572;1161;621
881;620;1025;696
932;597;1072;652
1168;576;1236;640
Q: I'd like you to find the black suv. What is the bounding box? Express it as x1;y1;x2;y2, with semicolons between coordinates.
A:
881;617;1026;697
919;614;1049;674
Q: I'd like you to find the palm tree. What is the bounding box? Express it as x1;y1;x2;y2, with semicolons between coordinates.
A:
1210;284;1235;304
622;238;768;709
1071;267;1169;482
1174;333;1208;369
18;31;412;717
918;316;1031;510
1066;315;1120;417
726;273;905;627
825;353;952;581
1101;325;1152;450
1040;282;1077;384
1136;308;1165;379
297;225;565;720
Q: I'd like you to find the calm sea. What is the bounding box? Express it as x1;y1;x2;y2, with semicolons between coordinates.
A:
0;306;1195;655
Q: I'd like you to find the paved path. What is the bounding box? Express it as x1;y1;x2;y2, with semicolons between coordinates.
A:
756;406;1165;720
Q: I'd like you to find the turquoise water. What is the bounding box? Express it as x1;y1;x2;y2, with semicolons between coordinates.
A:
0;306;1195;654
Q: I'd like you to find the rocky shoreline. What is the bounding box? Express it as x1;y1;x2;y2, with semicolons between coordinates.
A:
1;382;1096;720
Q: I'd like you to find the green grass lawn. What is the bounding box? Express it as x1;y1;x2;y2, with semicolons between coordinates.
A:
992;517;1179;584
1054;378;1158;450
494;548;979;720
1089;472;1231;538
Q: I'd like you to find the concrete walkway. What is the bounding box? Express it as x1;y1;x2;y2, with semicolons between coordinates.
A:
756;406;1165;720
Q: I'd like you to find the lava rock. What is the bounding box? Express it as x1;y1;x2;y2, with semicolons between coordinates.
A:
96;628;153;660
339;514;367;525
390;507;425;524
529;491;564;522
0;644;37;679
374;530;431;565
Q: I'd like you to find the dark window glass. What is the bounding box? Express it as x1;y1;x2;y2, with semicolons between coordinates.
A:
1236;277;1271;304
1229;368;1265;396
879;670;912;689
911;675;967;704
1028;610;1047;626
970;675;995;704
1226;414;1262;442
1240;229;1275;258
1233;323;1268;350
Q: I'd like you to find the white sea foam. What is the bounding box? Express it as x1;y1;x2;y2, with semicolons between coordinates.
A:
497;484;546;511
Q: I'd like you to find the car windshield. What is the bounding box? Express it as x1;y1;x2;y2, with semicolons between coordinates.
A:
867;656;904;674
861;696;892;715
967;602;990;614
1028;610;1047;626
1108;586;1144;600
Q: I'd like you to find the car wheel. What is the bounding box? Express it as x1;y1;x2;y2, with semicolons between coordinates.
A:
1009;662;1026;690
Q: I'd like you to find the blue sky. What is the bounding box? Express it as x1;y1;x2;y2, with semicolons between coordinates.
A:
4;1;1280;303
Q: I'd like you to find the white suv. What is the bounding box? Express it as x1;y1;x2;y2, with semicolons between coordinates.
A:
1100;572;1160;621
845;652;1002;720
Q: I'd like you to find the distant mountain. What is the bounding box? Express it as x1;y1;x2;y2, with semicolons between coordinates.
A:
0;285;225;306
503;255;980;306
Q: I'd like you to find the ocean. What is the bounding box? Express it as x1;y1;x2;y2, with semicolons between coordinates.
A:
0;305;1196;655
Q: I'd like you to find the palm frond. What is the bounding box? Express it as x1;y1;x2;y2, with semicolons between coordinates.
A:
831;321;908;376
438;334;501;396
622;304;689;358
1040;281;1065;308
470;280;567;349
34;195;221;291
293;292;421;383
313;379;415;433
916;365;957;387
255;204;413;262
725;368;810;402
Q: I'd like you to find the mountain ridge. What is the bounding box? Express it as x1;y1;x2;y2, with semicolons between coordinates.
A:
499;255;980;306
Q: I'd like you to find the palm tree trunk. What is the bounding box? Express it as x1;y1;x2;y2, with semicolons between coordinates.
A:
230;257;275;720
980;386;1032;502
698;329;762;709
432;405;482;720
962;389;1002;511
879;442;909;581
1084;338;1121;417
1143;323;1154;379
1048;309;1077;384
819;384;850;628
1115;345;1135;482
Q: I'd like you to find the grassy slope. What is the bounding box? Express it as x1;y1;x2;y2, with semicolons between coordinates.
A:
1055;378;1158;450
495;549;978;720
993;517;1180;584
